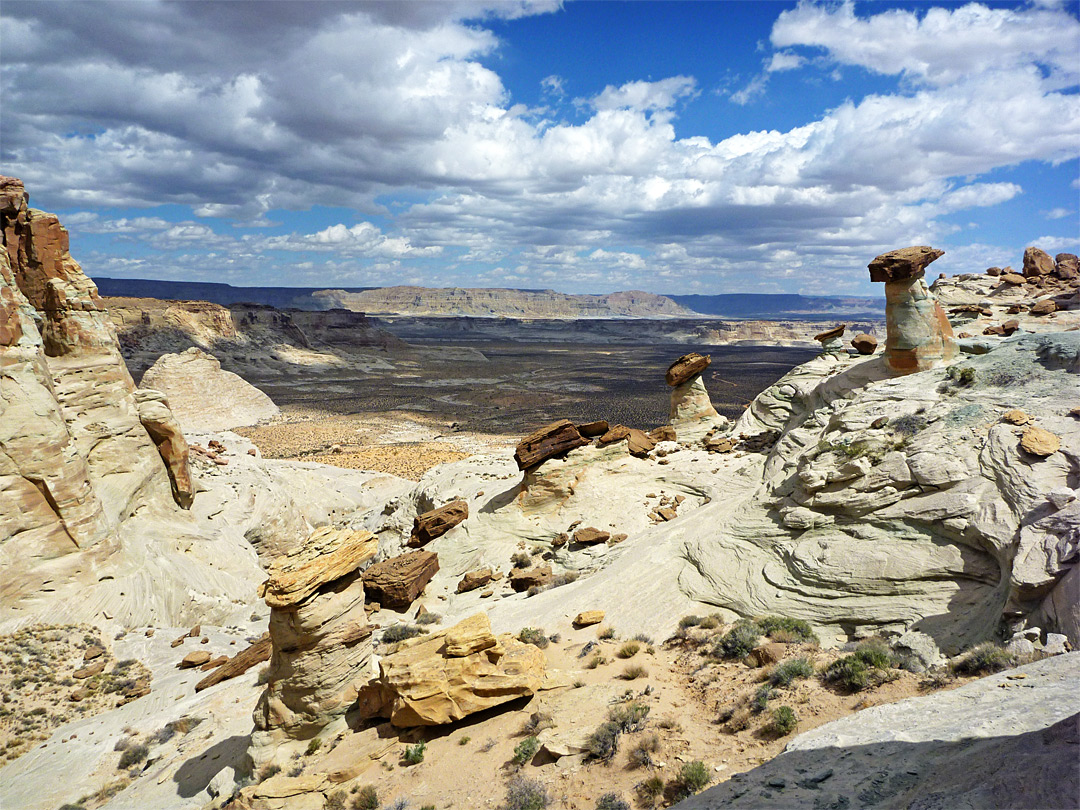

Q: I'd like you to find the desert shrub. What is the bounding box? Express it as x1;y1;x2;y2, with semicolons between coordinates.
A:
632;633;654;645
598;627;615;640
679;615;702;628
609;701;650;733
769;706;797;736
383;800;409;810
756;616;818;645
325;791;348;810
458;735;471;746
639;775;665;800
674;760;710;798
117;743;148;770
946;365;977;385
656;716;682;731
504;775;549;810
752;684;775;713
517;628;549;649
511;552;532;569
353;785;379;810
952;642;1016;676
698;614;722;630
585;653;606;669
401;741;426;765
382;624;424;645
256;665;273;685
769;656;814;687
723;706;752;733
891;413;927;437
549;572;579;588
627;733;659;768
596;794;631;810
305;738;321;755
512;736;540;766
712;621;760;659
619;664;648;680
586;721;621;761
415;612;440;625
821;639;898;692
616;642;640;659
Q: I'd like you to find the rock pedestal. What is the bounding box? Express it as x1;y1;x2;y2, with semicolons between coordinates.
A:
868;246;958;374
666;353;728;443
251;527;378;757
814;324;846;355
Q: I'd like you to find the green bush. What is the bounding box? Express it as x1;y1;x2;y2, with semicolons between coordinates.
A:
609;701;650;733
952;642;1016;676
305;738;321;756
512;736;540;766
598;627;615;640
504;775;549;810
518;627;549;649
117;743;148;770
401;740;426;765
674;760;710;798
769;656;814;687
382;624;423;644
616;641;640;659
639;775;665;800
596;793;631;810
678;615;702;628
586;721;621;761
352;785;378;810
712;621;760;659
752;684;775;713
756;616;819;645
822;639;898;692
769;705;797;735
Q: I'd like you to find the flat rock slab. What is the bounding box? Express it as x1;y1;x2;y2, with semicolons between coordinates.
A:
195;632;271;692
408;500;468;548
676;653;1080;810
666;352;711;386
814;324;845;342
868;245;944;282
363;550;439;608
456;567;493;594
514;419;589;470
573;527;610;545
259;527;377;608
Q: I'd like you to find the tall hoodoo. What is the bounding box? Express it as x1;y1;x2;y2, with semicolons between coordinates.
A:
666;352;728;442
868;245;958;374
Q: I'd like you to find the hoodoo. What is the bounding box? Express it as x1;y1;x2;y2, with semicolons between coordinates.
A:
666;352;729;442
869;245;958;374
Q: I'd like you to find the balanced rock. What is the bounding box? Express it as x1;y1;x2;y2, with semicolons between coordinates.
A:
355;613;545;727
1020;426;1061;457
252;527;377;750
1023;246;1055;277
140;347;280;433
851;333;878;355
666;352;711;386
573;527;610;545
578;420;608;438
362;550;439;609
514;419;589;470
455;568;493;594
573;610;605;627
408;500;468;548
868;246;944;282
869;245;957;374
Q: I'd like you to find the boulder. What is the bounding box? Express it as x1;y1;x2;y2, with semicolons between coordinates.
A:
1023;246;1055;277
354;613;545;727
82;645;104;662
408;500;468;548
1020;426;1061;457
573;527;610;545
179;650;212;669
666;352;711;386
73;660;105;679
1054;253;1078;280
1030;299;1056;315
578;420;609;437
1002;409;1032;425
1002;319;1020;335
850;334;878;355
362;550;439;608
1001;272;1026;285
986;266;1002;276
573;610;605;627
597;424;655;457
748;642;787;667
648;425;677;443
455;568;493;594
259;527;377;608
867;246;944;282
509;565;552;592
514;419;589;470
139;347;279;433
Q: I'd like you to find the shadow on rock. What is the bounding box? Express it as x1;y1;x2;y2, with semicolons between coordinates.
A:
173;734;253;799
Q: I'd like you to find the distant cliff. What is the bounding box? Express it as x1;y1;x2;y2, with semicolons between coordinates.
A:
313;286;692;318
668;292;883;319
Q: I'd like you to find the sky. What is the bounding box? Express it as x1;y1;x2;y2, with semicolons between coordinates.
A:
2;0;1079;296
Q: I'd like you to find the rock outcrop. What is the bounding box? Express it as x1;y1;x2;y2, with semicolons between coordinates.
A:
134;389;195;509
362;550;439;609
139;347;280;433
252;527;378;754
354;613;545;727
666;353;729;443
869;246;958;374
514;420;589;470
408;500;468;548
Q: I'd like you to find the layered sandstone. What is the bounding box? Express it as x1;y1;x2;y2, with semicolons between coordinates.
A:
354;613;545;726
666;352;729;443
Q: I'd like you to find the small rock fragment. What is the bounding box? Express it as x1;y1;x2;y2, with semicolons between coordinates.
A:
1020;426;1060;457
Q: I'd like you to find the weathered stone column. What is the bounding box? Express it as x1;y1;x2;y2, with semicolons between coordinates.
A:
666;352;729;443
814;324;846;356
869;246;957;374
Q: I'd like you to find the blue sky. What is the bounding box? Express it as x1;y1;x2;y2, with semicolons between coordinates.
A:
3;0;1078;295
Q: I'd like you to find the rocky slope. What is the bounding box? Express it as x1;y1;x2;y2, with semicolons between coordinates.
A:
313;285;693;318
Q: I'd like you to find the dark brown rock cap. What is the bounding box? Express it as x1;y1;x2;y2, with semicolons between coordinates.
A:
868;246;944;283
514;419;589;470
814;323;846;343
666;352;711;386
362;550;439;609
408;500;468;548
